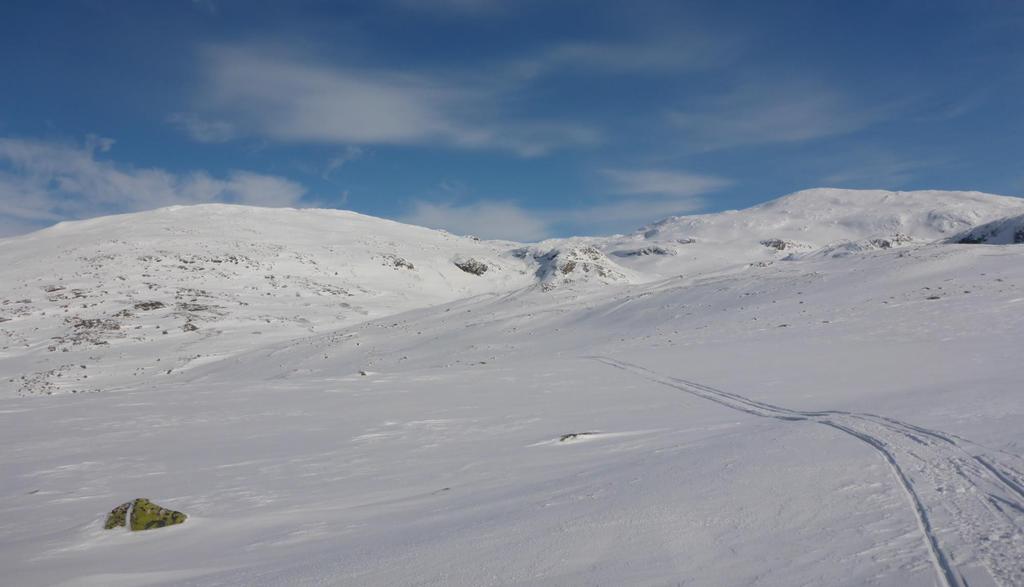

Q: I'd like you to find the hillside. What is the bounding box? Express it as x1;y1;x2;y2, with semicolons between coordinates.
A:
4;189;1023;397
2;189;1024;586
0;204;537;396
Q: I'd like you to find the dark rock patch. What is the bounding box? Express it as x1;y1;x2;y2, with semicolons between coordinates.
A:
761;239;795;251
455;258;488;275
613;246;676;257
133;301;166;311
559;432;598;442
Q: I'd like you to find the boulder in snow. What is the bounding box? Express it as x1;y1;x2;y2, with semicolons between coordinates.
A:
104;498;187;531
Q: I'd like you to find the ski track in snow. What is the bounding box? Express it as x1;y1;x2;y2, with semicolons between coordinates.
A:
593;356;1024;587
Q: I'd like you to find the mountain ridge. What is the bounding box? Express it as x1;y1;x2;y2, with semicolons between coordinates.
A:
3;187;1024;397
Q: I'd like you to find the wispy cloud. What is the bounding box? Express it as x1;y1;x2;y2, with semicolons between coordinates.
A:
182;45;601;156
817;148;940;189
669;79;892;150
559;197;709;232
551;167;732;233
402;199;551;241
0;136;309;236
322;146;365;179
601;168;730;197
402;167;729;240
167;112;236;143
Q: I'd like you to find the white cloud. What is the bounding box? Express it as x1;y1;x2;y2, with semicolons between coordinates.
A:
669;79;889;150
186;45;600;156
601;168;730;197
402;200;551;242
0;136;309;236
167;112;236;143
175;34;738;155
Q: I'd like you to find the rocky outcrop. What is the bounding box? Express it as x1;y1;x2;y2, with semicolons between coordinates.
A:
381;254;415;270
612;246;676;257
533;245;636;289
454;258;488;275
802;234;920;259
760;239;811;252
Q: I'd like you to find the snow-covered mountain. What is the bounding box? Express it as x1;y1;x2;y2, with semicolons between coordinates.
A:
601;188;1024;277
3;188;1024;587
0;204;536;396
4;188;1022;397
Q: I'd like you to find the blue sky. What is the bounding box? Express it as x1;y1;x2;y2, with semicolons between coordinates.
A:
1;0;1022;240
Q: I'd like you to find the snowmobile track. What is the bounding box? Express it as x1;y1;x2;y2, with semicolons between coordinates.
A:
592;356;1024;587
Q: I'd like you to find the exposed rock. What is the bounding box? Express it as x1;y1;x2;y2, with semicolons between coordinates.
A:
104;498;187;531
70;318;120;331
868;233;914;249
381;254;415;270
455;258;488;275
760;238;803;251
533;245;634;290
807;235;920;259
104;502;131;529
559;432;598;442
133;301;166;311
177;302;213;312
613;246;676;257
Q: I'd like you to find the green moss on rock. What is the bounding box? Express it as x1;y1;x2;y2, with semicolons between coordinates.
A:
104;498;186;531
104;501;131;529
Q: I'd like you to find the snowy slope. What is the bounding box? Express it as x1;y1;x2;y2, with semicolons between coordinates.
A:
2;189;1024;587
949;213;1024;244
0;204;536;396
9;188;1018;397
596;188;1024;279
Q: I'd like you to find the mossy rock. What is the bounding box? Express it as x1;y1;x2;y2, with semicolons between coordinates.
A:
104;498;187;531
104;501;131;529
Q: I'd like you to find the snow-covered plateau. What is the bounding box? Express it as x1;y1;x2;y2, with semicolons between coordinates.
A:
2;188;1024;586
